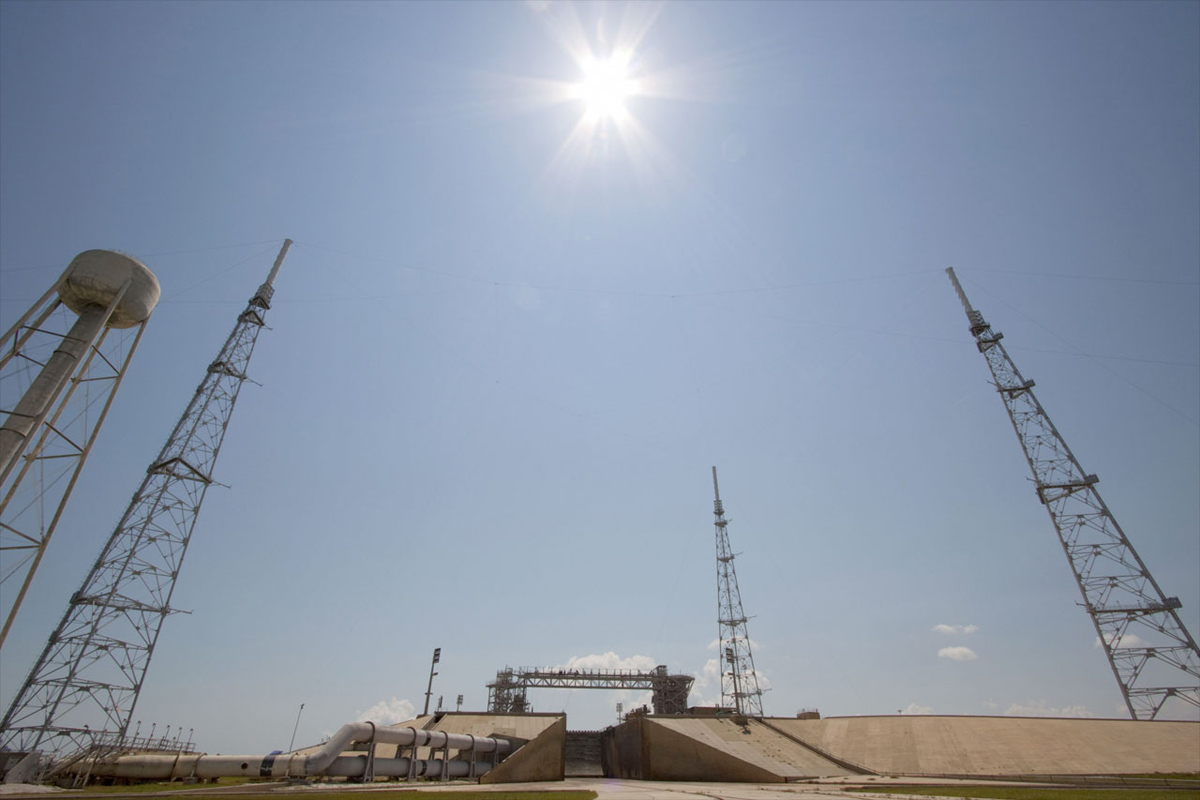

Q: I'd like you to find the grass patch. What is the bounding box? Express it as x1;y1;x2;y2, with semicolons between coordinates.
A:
80;778;257;793
77;789;596;800
290;795;598;800
852;787;1199;799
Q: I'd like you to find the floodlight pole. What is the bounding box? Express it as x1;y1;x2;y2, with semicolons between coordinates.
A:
423;648;441;716
288;703;305;752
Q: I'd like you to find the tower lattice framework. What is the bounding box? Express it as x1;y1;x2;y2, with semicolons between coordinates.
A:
946;268;1199;720
1;267;153;649
0;241;292;753
712;466;764;717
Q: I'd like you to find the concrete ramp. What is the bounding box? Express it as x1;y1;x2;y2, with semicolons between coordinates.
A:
771;716;1200;777
470;714;565;783
604;716;853;782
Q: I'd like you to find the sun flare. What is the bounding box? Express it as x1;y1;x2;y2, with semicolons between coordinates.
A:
573;54;639;120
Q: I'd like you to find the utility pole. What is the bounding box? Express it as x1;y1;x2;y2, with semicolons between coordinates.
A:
289;703;305;752
712;467;764;717
946;267;1199;719
423;647;441;716
0;241;293;752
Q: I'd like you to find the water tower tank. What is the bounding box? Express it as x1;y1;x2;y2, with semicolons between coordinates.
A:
57;250;160;328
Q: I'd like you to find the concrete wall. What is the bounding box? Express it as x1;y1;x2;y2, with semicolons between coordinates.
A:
373;713;1199;783
480;714;565;784
642;719;793;782
601;718;644;779
601;717;849;782
772;716;1200;777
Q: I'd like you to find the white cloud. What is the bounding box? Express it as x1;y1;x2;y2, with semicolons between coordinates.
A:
937;646;978;662
356;697;416;726
686;681;721;709
706;637;762;651
693;658;769;690
1004;700;1094;718
609;689;654;716
694;658;721;691
933;624;979;635
687;658;770;713
554;651;658;672
982;700;999;712
1095;632;1145;649
900;703;933;715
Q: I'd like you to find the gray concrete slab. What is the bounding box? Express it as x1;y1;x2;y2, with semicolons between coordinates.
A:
650;718;853;779
771;715;1200;776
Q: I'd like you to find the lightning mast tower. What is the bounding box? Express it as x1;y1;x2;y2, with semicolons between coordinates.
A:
1;251;159;649
712;466;764;717
0;240;292;753
946;268;1199;719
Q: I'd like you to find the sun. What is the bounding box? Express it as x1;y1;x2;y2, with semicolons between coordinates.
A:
573;53;639;120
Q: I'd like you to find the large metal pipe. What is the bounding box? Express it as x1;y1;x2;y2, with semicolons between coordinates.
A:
93;755;480;781
80;722;511;782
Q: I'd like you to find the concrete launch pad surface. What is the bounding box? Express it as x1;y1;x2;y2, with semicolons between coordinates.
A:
9;775;1197;800
0;777;947;800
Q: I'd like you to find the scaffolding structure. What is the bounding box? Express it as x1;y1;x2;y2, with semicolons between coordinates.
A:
486;666;693;716
946;267;1199;720
712;467;764;717
0;241;292;753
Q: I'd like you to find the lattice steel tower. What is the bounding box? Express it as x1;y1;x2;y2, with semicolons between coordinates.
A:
946;268;1199;720
712;466;764;717
0;240;292;753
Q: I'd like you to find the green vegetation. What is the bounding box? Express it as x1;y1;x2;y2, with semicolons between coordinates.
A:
852;787;1199;800
76;787;597;800
80;777;256;793
82;787;199;794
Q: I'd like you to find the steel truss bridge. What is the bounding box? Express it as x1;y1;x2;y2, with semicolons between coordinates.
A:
487;666;693;716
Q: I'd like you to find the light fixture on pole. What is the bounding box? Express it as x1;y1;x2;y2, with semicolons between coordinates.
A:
423;648;441;716
725;646;743;716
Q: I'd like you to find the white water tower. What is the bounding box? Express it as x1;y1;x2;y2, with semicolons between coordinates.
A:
0;249;159;646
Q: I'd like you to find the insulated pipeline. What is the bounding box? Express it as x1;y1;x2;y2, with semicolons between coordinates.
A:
80;721;511;781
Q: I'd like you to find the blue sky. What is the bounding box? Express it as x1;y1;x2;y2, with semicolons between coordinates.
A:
1;0;1197;753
